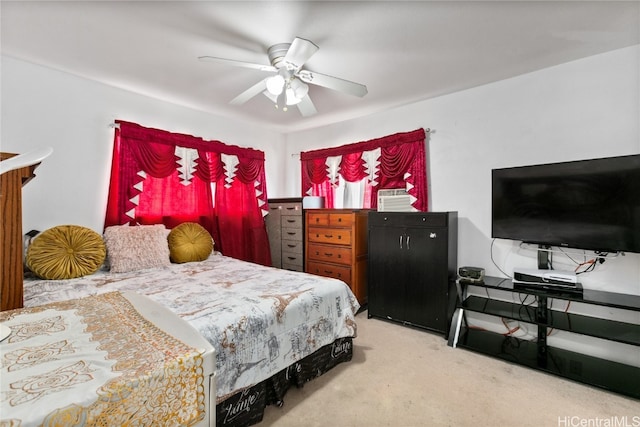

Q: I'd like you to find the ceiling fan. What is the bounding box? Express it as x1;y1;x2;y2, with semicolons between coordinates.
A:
199;37;368;117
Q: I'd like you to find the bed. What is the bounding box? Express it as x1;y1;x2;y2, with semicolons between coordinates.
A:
1;290;216;426
0;151;359;425
18;248;360;426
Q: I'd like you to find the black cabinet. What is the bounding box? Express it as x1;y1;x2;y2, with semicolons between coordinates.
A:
367;211;458;334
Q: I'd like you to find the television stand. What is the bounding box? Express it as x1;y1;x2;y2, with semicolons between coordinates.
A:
448;276;640;399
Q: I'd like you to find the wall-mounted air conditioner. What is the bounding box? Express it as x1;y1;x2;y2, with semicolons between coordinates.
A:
377;189;415;212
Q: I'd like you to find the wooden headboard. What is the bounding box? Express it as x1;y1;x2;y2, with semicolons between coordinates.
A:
0;152;41;311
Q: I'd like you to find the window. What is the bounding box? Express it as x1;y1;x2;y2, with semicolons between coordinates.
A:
300;129;429;211
105;121;271;265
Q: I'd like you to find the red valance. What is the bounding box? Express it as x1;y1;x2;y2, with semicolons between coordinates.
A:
300;128;429;211
300;129;425;160
115;121;265;160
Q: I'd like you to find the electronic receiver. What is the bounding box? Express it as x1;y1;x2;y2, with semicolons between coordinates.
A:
458;266;485;282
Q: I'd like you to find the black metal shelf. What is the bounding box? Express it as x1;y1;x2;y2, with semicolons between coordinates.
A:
462;295;640;346
458;327;640;399
467;276;640;311
450;276;640;400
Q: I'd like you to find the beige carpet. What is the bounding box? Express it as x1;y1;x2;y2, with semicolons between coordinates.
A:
261;310;638;427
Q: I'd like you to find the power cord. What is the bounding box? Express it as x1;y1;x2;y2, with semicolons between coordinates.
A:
490;238;512;278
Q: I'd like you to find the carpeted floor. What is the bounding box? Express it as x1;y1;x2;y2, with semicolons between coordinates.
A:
261;310;639;427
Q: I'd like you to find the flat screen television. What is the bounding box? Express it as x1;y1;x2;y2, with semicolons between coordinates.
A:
491;154;640;254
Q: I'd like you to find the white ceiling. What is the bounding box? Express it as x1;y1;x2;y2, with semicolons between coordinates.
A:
2;1;639;133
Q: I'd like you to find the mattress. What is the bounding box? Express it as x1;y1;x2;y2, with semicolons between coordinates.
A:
22;252;360;403
0;291;216;427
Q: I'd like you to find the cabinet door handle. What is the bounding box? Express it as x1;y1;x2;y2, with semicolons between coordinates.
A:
407;235;410;250
399;235;403;249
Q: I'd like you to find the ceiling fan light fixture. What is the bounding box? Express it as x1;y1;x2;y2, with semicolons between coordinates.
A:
290;78;309;99
205;37;365;117
263;90;289;111
285;87;303;106
266;75;285;95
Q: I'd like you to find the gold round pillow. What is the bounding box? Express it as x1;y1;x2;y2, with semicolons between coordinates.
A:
26;225;106;280
168;222;214;263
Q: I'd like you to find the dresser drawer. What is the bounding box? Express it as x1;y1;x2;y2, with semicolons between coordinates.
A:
307;227;352;245
282;227;303;242
282;239;303;254
282;251;304;267
307;243;352;265
307;261;352;284
281;215;302;228
282;262;303;272
307;212;354;227
307;212;329;226
281;203;302;216
329;213;353;227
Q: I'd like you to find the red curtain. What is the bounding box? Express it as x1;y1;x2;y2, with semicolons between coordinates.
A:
300;129;428;211
105;120;271;266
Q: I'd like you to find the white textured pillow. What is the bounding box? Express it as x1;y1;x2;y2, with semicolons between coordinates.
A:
103;224;171;273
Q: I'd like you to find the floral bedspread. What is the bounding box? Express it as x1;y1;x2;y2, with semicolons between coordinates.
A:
23;253;360;402
0;292;205;426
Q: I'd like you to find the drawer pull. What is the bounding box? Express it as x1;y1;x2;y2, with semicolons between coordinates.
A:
324;253;333;257
287;256;297;260
286;219;295;223
324;234;333;238
286;232;296;235
324;270;333;274
287;244;296;248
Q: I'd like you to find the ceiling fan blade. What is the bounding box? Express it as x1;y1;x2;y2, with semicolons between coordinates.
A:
296;95;317;117
198;56;277;72
283;37;319;70
230;79;268;105
297;70;368;97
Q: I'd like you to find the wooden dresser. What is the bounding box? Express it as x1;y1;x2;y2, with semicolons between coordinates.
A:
266;198;304;271
304;209;368;305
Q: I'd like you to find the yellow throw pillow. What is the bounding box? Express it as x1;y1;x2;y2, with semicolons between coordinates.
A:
168;222;214;263
26;225;106;280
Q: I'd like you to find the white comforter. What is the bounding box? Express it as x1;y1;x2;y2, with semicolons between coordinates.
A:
23;253;360;401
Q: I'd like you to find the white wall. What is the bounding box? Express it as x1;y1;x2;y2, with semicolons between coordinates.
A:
3;46;638;295
1;56;286;234
2;45;639;365
284;45;640;296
